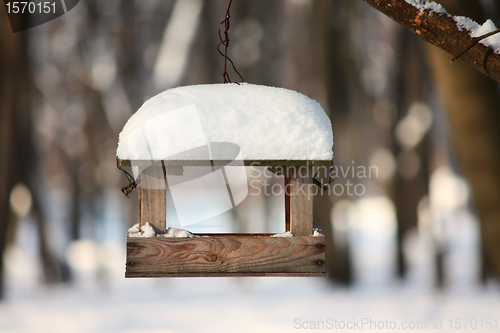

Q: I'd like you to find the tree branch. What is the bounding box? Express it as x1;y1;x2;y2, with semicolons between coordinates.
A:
362;0;500;83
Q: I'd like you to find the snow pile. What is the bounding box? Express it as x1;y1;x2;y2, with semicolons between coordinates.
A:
404;0;446;15
127;223;195;238
128;223;157;237
313;228;324;237
455;17;500;54
270;228;324;237
117;83;333;161
270;229;323;237
164;227;195;238
271;231;294;238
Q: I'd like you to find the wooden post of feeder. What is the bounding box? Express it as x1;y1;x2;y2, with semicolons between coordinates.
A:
285;166;313;236
285;175;291;232
138;165;167;234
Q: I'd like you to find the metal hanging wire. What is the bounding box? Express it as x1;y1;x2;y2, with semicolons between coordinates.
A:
117;159;140;197
118;1;246;197
217;0;244;83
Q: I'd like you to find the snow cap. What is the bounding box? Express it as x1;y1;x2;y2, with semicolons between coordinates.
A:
117;83;333;161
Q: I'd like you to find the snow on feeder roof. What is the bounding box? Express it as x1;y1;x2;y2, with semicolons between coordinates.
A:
117;83;333;163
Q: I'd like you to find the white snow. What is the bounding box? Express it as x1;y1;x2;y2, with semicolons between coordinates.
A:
454;16;481;32
127;223;157;237
271;231;294;237
127;223;195;238
164;227;195;238
4;206;499;333
270;229;323;237
313;228;324;237
127;224;141;234
455;17;500;54
117;83;333;161
404;0;446;15
3;191;499;333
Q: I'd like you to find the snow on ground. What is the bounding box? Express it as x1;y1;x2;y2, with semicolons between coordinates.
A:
2;194;498;333
1;267;499;333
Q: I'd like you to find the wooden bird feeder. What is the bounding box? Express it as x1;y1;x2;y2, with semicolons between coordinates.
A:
117;84;333;278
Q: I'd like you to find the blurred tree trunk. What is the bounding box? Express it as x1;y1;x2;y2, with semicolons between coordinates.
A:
424;0;500;281
0;11;72;297
0;10;23;299
392;29;431;281
300;0;338;282
322;0;354;284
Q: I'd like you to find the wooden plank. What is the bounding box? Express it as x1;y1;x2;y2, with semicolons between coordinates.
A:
138;167;166;233
126;235;325;277
194;233;279;237
289;166;314;236
164;166;183;175
118;159;332;167
285;175;291;232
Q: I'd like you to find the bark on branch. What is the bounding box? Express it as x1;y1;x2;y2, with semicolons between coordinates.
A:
362;0;500;82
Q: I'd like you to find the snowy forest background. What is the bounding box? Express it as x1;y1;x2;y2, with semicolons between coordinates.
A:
1;0;500;332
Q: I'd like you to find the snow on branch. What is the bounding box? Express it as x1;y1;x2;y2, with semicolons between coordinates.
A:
363;0;500;83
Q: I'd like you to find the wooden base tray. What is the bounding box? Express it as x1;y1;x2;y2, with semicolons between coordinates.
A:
126;235;326;277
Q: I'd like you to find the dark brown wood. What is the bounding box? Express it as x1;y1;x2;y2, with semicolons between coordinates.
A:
285;175;291;232
118;159;332;167
362;0;500;83
138;167;166;233
126;235;326;277
289;166;314;236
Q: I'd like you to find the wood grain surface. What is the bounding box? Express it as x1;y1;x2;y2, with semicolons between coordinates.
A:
126;235;326;277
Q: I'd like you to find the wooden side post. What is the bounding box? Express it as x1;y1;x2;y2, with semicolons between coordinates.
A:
285;175;291;232
139;166;166;233
287;166;313;236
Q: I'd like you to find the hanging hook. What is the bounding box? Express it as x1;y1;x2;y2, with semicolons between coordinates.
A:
117;159;141;197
